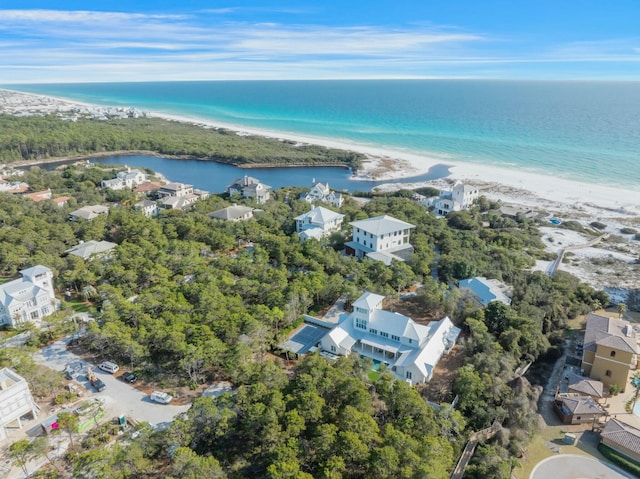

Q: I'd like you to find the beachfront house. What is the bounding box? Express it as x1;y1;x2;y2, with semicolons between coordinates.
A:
300;182;344;208
345;215;415;264
429;181;479;216
295;206;345;241
100;168;146;190
319;292;460;384
0;265;59;327
69;205;109;221
458;277;512;306
581;313;639;392
0;368;39;442
209;205;255;222
227;176;272;204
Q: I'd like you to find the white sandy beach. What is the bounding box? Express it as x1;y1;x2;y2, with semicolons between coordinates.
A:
2;88;639;297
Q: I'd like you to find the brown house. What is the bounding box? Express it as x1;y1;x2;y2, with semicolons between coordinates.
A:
601;418;640;463
553;392;606;425
566;372;604;400
581;313;639;392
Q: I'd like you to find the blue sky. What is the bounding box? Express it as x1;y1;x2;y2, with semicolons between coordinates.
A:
2;0;639;83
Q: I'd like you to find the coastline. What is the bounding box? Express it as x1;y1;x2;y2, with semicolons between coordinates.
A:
3;87;640;216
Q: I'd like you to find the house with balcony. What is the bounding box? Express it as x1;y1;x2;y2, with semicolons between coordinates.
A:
0;368;38;441
100;168;146;190
319;292;460;384
295;206;345;241
300;182;344;208
227;176;271;204
134;199;159;217
0;265;59;327
426;181;479;216
345;215;415;264
581;313;639;392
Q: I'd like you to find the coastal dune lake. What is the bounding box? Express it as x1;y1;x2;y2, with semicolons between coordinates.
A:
40;155;451;194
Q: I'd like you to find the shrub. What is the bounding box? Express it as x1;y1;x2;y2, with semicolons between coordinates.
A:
598;443;640;477
620;227;637;235
590;221;607;230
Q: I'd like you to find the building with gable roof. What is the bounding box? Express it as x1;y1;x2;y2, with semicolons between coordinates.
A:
295;206;345;241
581;313;639;392
134;199;159;217
601;418;640;463
426;181;479;216
345;215;415;264
64;240;117;261
100;168;146;190
458;277;512;306
69;205;109;221
209;205;256;222
565;372;604;399
227;176;271;204
0;368;38;441
319;292;460;384
300;182;344;208
553;392;606;425
0;265;59;327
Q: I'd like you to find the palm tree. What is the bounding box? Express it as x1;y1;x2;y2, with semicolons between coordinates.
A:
631;372;640;412
618;303;626;319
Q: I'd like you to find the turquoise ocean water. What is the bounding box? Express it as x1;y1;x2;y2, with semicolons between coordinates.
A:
8;80;640;189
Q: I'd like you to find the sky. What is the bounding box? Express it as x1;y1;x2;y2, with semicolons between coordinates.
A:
1;0;640;83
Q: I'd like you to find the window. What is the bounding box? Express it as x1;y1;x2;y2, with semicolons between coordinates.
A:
30;311;39;319
406;371;412;380
391;334;400;342
41;305;49;315
605;370;612;377
380;332;389;338
355;318;367;330
408;339;413;344
610;351;616;357
356;307;367;314
330;345;336;352
369;328;378;335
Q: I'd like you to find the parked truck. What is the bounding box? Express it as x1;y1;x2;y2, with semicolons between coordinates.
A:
87;368;106;392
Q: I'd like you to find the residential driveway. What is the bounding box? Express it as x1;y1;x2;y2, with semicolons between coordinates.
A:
34;337;190;427
530;454;632;479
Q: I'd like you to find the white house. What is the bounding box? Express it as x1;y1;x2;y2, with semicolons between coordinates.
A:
458;277;512;306
301;182;344;208
0;265;59;327
134;199;159;217
431;182;479;216
69;205;109;221
159;194;199;211
320;292;460;384
295;206;345;241
227;176;272;204
345;215;415;264
0;368;38;441
158;182;194;198
100;168;146;190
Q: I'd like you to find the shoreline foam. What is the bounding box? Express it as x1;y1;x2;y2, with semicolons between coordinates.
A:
2;87;640;216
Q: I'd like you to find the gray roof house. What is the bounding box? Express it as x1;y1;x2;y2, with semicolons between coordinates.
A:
209;205;255;221
295;206;345;241
345;215;415;264
458;277;512;306
553;392;606;425
69;205;109;221
227;176;271;204
64;240;117;260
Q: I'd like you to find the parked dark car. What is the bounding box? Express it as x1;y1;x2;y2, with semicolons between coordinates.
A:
122;372;137;384
91;377;106;392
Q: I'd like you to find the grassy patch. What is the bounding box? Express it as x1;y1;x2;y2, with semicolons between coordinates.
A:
368;370;380;382
65;298;96;313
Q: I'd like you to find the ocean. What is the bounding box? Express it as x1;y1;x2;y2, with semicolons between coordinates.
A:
8;80;640;189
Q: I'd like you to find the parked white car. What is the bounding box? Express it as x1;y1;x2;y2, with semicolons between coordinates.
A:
150;391;173;404
99;361;119;374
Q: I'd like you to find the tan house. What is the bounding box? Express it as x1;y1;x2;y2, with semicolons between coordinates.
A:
601;418;640;463
581;313;639;392
553;392;606;425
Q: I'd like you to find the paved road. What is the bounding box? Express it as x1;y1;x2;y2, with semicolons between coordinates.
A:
530;454;632;479
34;337;191;427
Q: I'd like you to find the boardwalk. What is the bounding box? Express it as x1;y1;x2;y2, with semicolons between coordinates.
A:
547;233;607;277
450;419;502;479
